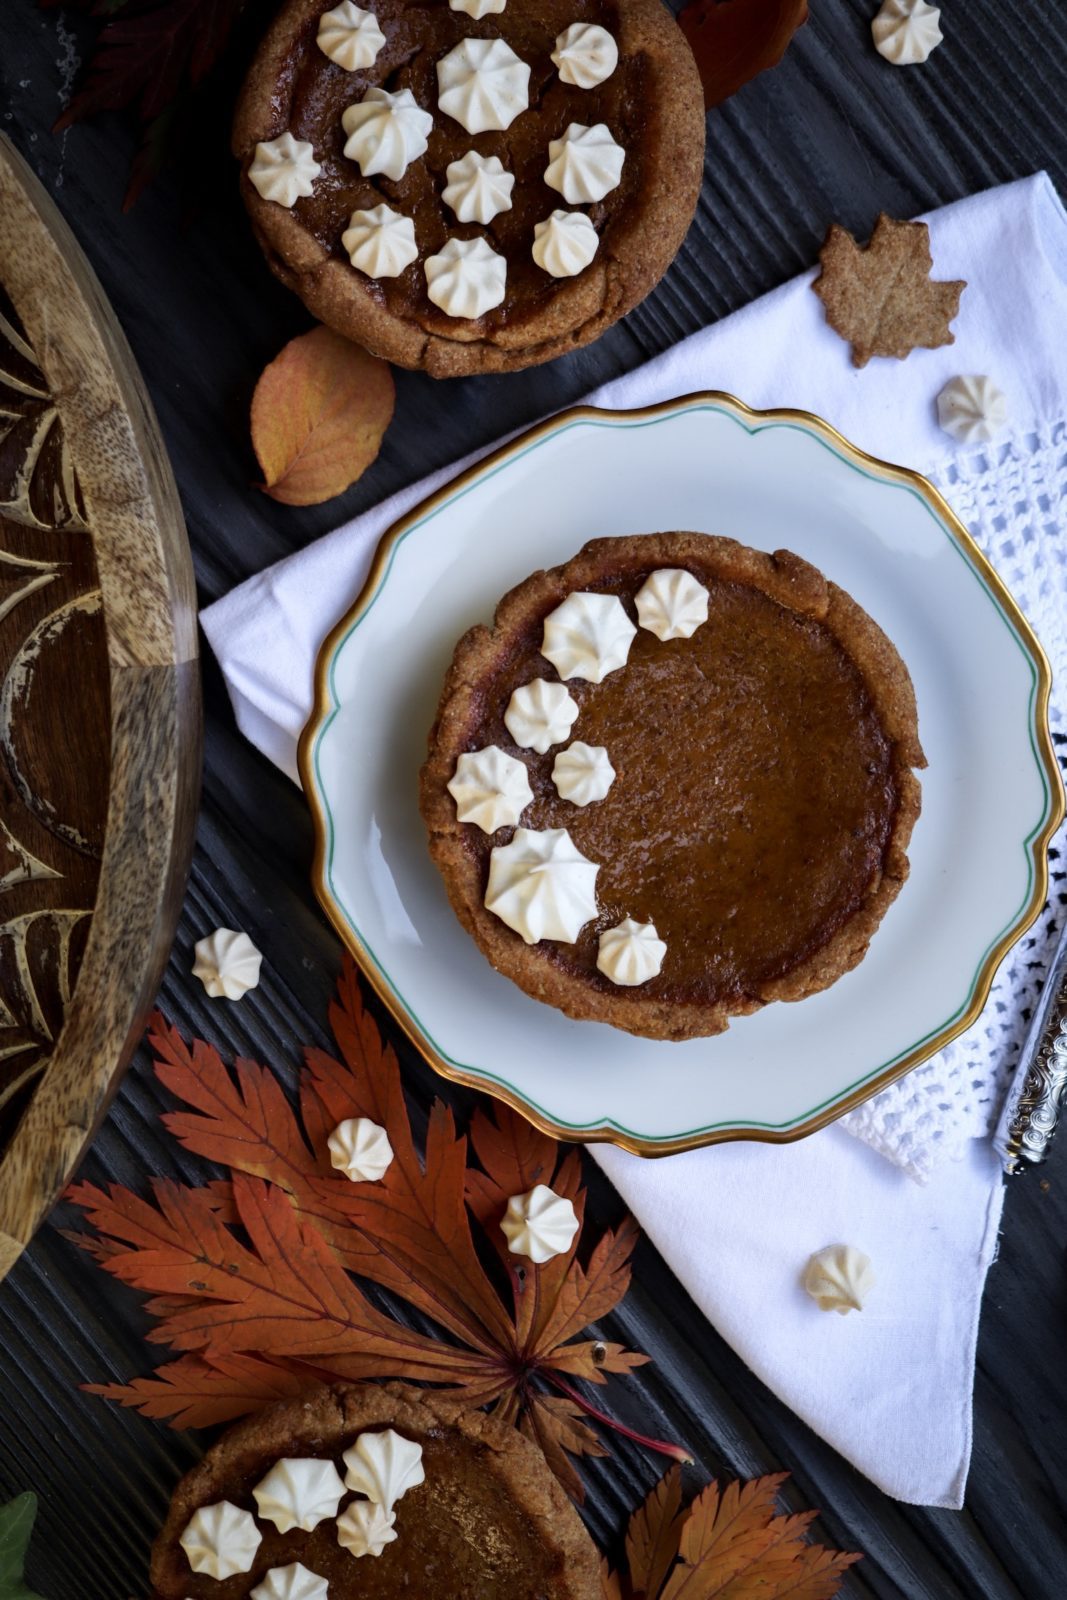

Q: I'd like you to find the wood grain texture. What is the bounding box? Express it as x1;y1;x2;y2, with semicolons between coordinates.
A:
0;1;1065;1597
0;135;201;1277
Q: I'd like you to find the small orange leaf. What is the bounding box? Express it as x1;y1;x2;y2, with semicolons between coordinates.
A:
250;326;395;506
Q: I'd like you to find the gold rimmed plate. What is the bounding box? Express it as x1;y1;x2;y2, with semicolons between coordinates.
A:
299;393;1062;1156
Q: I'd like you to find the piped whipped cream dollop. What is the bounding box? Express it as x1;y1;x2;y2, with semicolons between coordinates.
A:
343;1429;425;1511
871;0;942;65
180;1502;262;1579
935;374;1008;444
192;928;262;1000
504;679;579;753
425;236;507;318
485;827;599;944
551;22;618;88
635;568;710;641
448;745;532;831
342;204;418;278
437;37;530;134
596;917;666;986
442;150;515;224
317;2;386;70
551;741;615;806
449;0;506;13
342;87;433;180
328;1116;394;1182
500;1183;580;1262
532;209;598;278
544;122;624;204
248;134;320;208
253;1457;346;1533
336;1500;398;1559
541;591;636;683
802;1244;876;1314
251;1563;329;1600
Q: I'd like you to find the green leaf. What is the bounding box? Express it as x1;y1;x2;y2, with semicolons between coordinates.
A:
0;1494;46;1600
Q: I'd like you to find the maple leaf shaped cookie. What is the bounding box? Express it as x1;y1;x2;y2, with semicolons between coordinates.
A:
812;213;966;368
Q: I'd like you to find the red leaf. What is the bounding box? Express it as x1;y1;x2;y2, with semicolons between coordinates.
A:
678;0;809;110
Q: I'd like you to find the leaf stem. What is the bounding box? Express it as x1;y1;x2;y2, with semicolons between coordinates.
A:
546;1372;693;1465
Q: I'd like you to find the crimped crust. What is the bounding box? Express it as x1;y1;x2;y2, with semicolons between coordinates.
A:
151;1381;600;1598
420;533;926;1041
232;0;705;376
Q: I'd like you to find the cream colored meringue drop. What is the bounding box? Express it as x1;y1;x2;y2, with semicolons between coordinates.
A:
872;0;942;65
803;1244;876;1314
342;205;417;278
442;150;515;224
532;209;598;278
936;374;1008;444
437;38;530;134
449;0;506;19
342;86;432;180
251;1563;329;1600
317;2;386;70
253;1457;346;1533
343;1429;425;1510
425;236;507;318
485;827;599;944
180;1501;262;1579
552;22;618;88
504;678;579;753
336;1499;398;1558
551;741;615;806
192;928;262;1000
596;917;666;986
500;1183;580;1263
541;590;636;682
544;122;624;204
248;133;320;207
448;745;532;831
635;568;709;641
328;1116;394;1182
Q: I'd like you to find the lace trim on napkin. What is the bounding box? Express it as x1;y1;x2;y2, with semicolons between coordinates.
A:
841;424;1067;1182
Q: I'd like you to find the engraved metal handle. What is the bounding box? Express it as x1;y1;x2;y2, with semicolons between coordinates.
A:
993;919;1067;1175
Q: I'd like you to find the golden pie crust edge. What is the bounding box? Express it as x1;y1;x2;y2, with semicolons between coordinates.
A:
232;0;705;376
150;1381;601;1599
419;532;927;1041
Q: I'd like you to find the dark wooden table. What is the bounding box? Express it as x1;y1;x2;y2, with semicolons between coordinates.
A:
2;3;1066;1596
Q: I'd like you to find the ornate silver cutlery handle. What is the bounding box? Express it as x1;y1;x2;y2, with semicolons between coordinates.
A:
993;917;1067;1174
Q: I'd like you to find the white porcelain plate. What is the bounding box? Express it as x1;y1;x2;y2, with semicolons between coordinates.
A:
300;394;1061;1155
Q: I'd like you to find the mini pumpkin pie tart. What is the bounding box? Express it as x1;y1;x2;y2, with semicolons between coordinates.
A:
151;1382;600;1598
232;0;704;375
419;533;926;1041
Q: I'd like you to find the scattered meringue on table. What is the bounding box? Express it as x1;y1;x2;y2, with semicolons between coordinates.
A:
192;927;262;1000
327;1116;395;1182
501;1184;580;1262
872;0;943;66
936;374;1008;444
802;1244;876;1315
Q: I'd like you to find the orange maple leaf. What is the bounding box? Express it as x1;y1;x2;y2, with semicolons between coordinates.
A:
604;1465;861;1600
69;957;664;1499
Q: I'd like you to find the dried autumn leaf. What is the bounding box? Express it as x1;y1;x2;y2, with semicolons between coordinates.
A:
250;326;395;506
605;1466;861;1600
678;0;809;111
68;956;670;1500
812;214;966;369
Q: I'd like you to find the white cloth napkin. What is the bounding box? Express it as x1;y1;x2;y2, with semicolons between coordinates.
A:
203;173;1067;1506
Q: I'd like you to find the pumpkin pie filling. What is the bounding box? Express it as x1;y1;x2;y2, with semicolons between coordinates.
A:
457;568;900;1008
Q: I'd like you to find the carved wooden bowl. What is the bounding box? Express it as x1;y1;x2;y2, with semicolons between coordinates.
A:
0;135;200;1280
